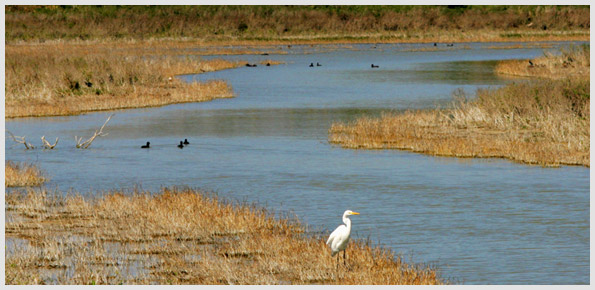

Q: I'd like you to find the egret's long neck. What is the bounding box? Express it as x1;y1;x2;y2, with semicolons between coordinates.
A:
343;215;352;233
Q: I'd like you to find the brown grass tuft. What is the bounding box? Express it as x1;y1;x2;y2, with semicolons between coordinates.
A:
5;161;47;187
5;188;443;285
330;78;589;167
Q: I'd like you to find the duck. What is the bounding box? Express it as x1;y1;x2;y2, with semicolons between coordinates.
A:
178;141;184;148
371;64;379;68
183;139;189;145
141;142;150;148
309;63;314;67
266;63;271;66
317;62;322;66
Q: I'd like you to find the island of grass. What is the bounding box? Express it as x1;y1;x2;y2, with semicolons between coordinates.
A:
5;161;48;187
5;187;444;285
329;46;589;167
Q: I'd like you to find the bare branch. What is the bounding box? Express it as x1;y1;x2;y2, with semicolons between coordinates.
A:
75;114;114;149
6;131;35;149
41;136;59;149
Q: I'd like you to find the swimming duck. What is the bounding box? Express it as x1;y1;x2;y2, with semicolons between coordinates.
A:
309;63;314;67
141;142;150;148
183;139;189;145
371;64;379;68
317;62;322;66
178;141;184;148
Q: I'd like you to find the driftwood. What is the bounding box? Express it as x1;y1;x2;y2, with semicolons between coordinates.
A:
41;136;59;149
75;114;114;149
6;131;35;149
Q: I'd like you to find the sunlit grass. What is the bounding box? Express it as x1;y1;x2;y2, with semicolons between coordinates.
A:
5;161;47;187
495;44;589;79
329;78;589;167
5;187;443;284
5;44;250;118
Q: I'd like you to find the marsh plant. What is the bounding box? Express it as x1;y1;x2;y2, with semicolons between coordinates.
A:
5;45;244;118
5;188;443;285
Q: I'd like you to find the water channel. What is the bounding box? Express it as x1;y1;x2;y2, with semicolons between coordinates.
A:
5;42;589;284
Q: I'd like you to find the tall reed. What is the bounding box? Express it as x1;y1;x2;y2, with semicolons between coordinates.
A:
5;188;443;284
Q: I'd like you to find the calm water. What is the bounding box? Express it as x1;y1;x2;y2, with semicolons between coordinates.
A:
5;42;589;284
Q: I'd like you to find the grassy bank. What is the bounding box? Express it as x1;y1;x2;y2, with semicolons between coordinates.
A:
5;5;589;44
5;44;250;118
329;78;589;167
5;161;47;187
495;44;590;78
5;188;443;285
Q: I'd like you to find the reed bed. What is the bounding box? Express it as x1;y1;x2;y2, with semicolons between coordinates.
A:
495;44;590;78
329;78;589;167
5;188;443;285
5;44;247;118
5;161;47;187
5;6;589;43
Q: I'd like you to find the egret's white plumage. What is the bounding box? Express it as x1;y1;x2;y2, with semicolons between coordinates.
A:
326;210;360;266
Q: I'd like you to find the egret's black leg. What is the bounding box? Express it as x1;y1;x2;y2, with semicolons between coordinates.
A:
343;250;346;266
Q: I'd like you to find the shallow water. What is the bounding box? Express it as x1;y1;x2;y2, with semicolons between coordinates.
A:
5;42;589;284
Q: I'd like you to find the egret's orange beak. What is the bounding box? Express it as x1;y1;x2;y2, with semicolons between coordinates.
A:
352;212;360;215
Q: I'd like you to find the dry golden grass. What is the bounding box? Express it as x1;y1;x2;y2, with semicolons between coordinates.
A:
5;188;443;285
5;44;251;118
5;161;47;187
330;78;589;167
495;44;590;79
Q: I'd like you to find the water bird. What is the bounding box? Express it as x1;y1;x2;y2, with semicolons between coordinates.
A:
433;42;437;46
309;63;314;67
371;64;379;68
141;142;150;148
183;139;189;145
266;63;271;66
246;63;257;67
447;43;454;47
178;141;184;148
317;62;322;66
528;60;534;67
326;210;360;267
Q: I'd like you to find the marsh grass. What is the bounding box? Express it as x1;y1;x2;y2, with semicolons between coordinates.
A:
330;78;589;167
5;44;250;118
5;6;589;43
5;188;443;285
495;44;590;78
5;161;47;187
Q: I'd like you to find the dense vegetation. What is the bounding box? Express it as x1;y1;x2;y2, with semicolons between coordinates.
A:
6;5;589;42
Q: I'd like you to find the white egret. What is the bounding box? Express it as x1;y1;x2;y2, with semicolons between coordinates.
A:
326;210;360;267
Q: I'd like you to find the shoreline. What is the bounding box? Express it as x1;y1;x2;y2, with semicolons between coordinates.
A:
5;187;444;285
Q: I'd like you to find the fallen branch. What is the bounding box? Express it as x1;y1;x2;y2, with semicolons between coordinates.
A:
75;114;114;149
6;131;35;149
41;136;59;149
